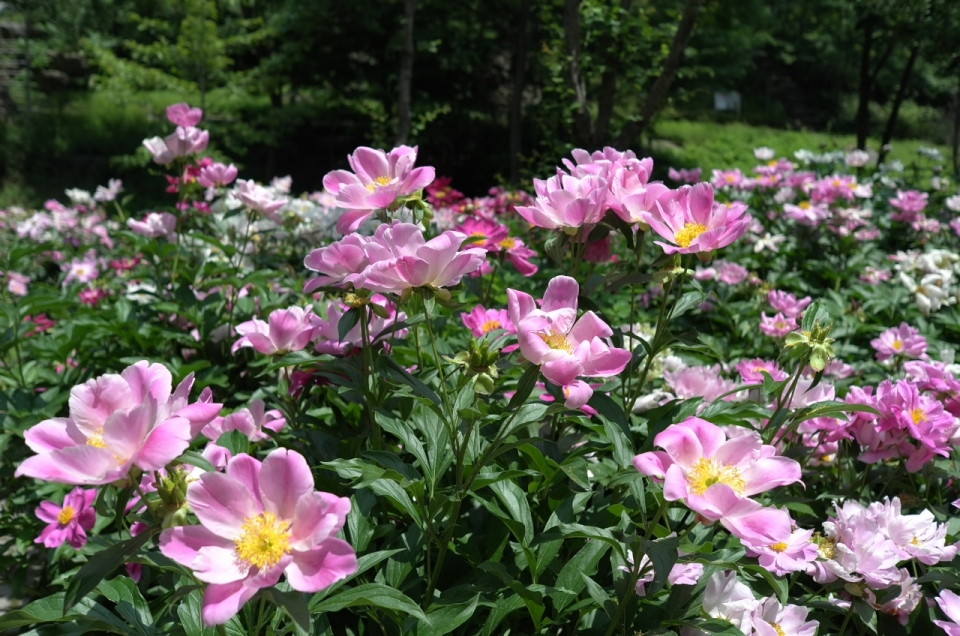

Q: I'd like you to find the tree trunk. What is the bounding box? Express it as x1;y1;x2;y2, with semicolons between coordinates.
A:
563;0;593;146
953;71;960;178
509;0;532;183
614;0;702;148
396;0;416;146
877;43;921;166
855;16;874;150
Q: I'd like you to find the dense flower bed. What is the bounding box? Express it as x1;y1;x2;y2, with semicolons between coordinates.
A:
1;104;959;635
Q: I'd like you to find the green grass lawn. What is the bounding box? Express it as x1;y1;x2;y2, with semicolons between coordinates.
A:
647;120;952;176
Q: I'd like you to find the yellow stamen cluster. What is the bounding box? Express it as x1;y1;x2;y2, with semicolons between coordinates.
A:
86;435;107;448
909;408;927;425
771;623;786;636
537;331;573;353
910;536;921;546
686;458;746;496
798;201;811;210
892;339;903;351
234;512;292;569
480;320;502;334
343;293;369;308
770;541;788;553
57;506;75;526
498;237;517;249
674;223;707;248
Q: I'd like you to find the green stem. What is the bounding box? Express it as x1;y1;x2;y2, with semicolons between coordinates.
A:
838;601;855;635
359;305;382;450
225;210;257;333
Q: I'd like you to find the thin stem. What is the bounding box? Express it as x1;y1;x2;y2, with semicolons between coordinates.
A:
225;210;257;333
359;305;382;450
838;601;855;635
422;300;452;413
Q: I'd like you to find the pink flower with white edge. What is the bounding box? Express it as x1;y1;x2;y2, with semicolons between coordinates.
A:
357;223;486;295
632;417;801;517
232;307;315;355
159;449;357;626
198;162;238;188
35;487;96;549
16;361;221;485
508;276;631;408
743;527;818;576
515;173;608;230
642;183;751;255
934;590;960;636
322;145;435;234
203;399;286;443
166;102;203;127
461;306;517;352
680;571;758;636
735;359;787;384
870;322;926;361
235;179;287;222
128;212;177;242
751;597;818;636
759;312;796;338
767;290;811;317
874;497;957;565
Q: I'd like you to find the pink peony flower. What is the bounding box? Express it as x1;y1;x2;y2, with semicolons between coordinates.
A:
303;234;372;293
632;417;801;519
742;527;818;576
608;166;670;225
711;169;743;188
889;190;928;222
751;597;818;636
203;399;286;443
322;145;436;234
496;236;538;277
461;305;517;353
35;487;96;549
622;547;703;596
716;261;748;285
663;364;740;403
310;295;406;355
166;102;203;127
4;270;29;296
198;162;238;188
143;127;209;165
783;201;830;227
94;179;123;202
687;571;759;635
16;361;221;484
667;167;701;184
735;359;788;384
759;312;796;338
78;288;108;306
455;217;509;250
425;176;464;207
232;307;315;355
508;276;631;408
63;256;99;286
235;180;287;222
934;590;960;636
642;183;751;254
767;290;811;318
128;212;177;242
870;322;926;361
159;449;357;626
515;173;608;230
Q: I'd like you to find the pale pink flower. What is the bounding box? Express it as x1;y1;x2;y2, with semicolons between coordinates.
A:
357;223;486;295
934;589;960;636
743;527;818;576
235;179;287;221
759;312;796;337
303;234;372;293
680;571;758;636
508;276;631;408
716;261;748;285
663;364;739;403
860;267;891;285
783;201;830;226
735;359;787;384
311;295;406;355
515;173;608;230
35;487;96;549
203;400;286;442
63;256;99;286
754;147;775;160
845;150;870;167
951;218;960;238
822;359;856;379
889;189;928;222
767;290;811;317
16;361;221;484
143;127;209;165
4;271;29;296
633;417;801;519
159;449;357;626
461;306;517;349
642;183;751;254
711;169;743;188
668;167;701;184
874;497;957;565
871;322;926;361
608;166;670;225
693;266;716;281
232;307;315;355
812;499;904;588
622;547;703;596
166;102;203;127
751;597;818;636
198;162;238;188
322;145;436;234
128;212;177;242
94;179;123;202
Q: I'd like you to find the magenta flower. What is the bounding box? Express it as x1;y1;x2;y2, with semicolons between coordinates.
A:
642;183;751;254
35;487;96;549
455;217;509;250
63;256;99;287
128;212;177;242
889;190;928;223
203;399;286;443
608;166;670;225
198;162;238;188
235;180;287;222
767;290;811;318
16;361;221;485
871;322;927;361
357;223;486;295
232;307;315;355
159;449;357;626
515;173;608;230
461;306;517;352
166;102;203;127
934;590;960;636
508;276;631;408
735;359;788;384
759;312;796;338
322;145;436;234
632;417;801;516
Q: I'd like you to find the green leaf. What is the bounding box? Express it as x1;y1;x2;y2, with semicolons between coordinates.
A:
638;535;679;596
96;577;155;635
378;356;441;404
551;539;611;613
741;564;787;604
178;450;215;473
418;594;480;636
337;307;361;343
580;573;616;618
506;363;540;411
669;291;705;321
178;588;215;636
63;528;157;615
310;583;428;622
800;299;829;332
261;588;311;636
0;593;130;633
369;478;423;527
489;478;534;545
480;594;525;636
